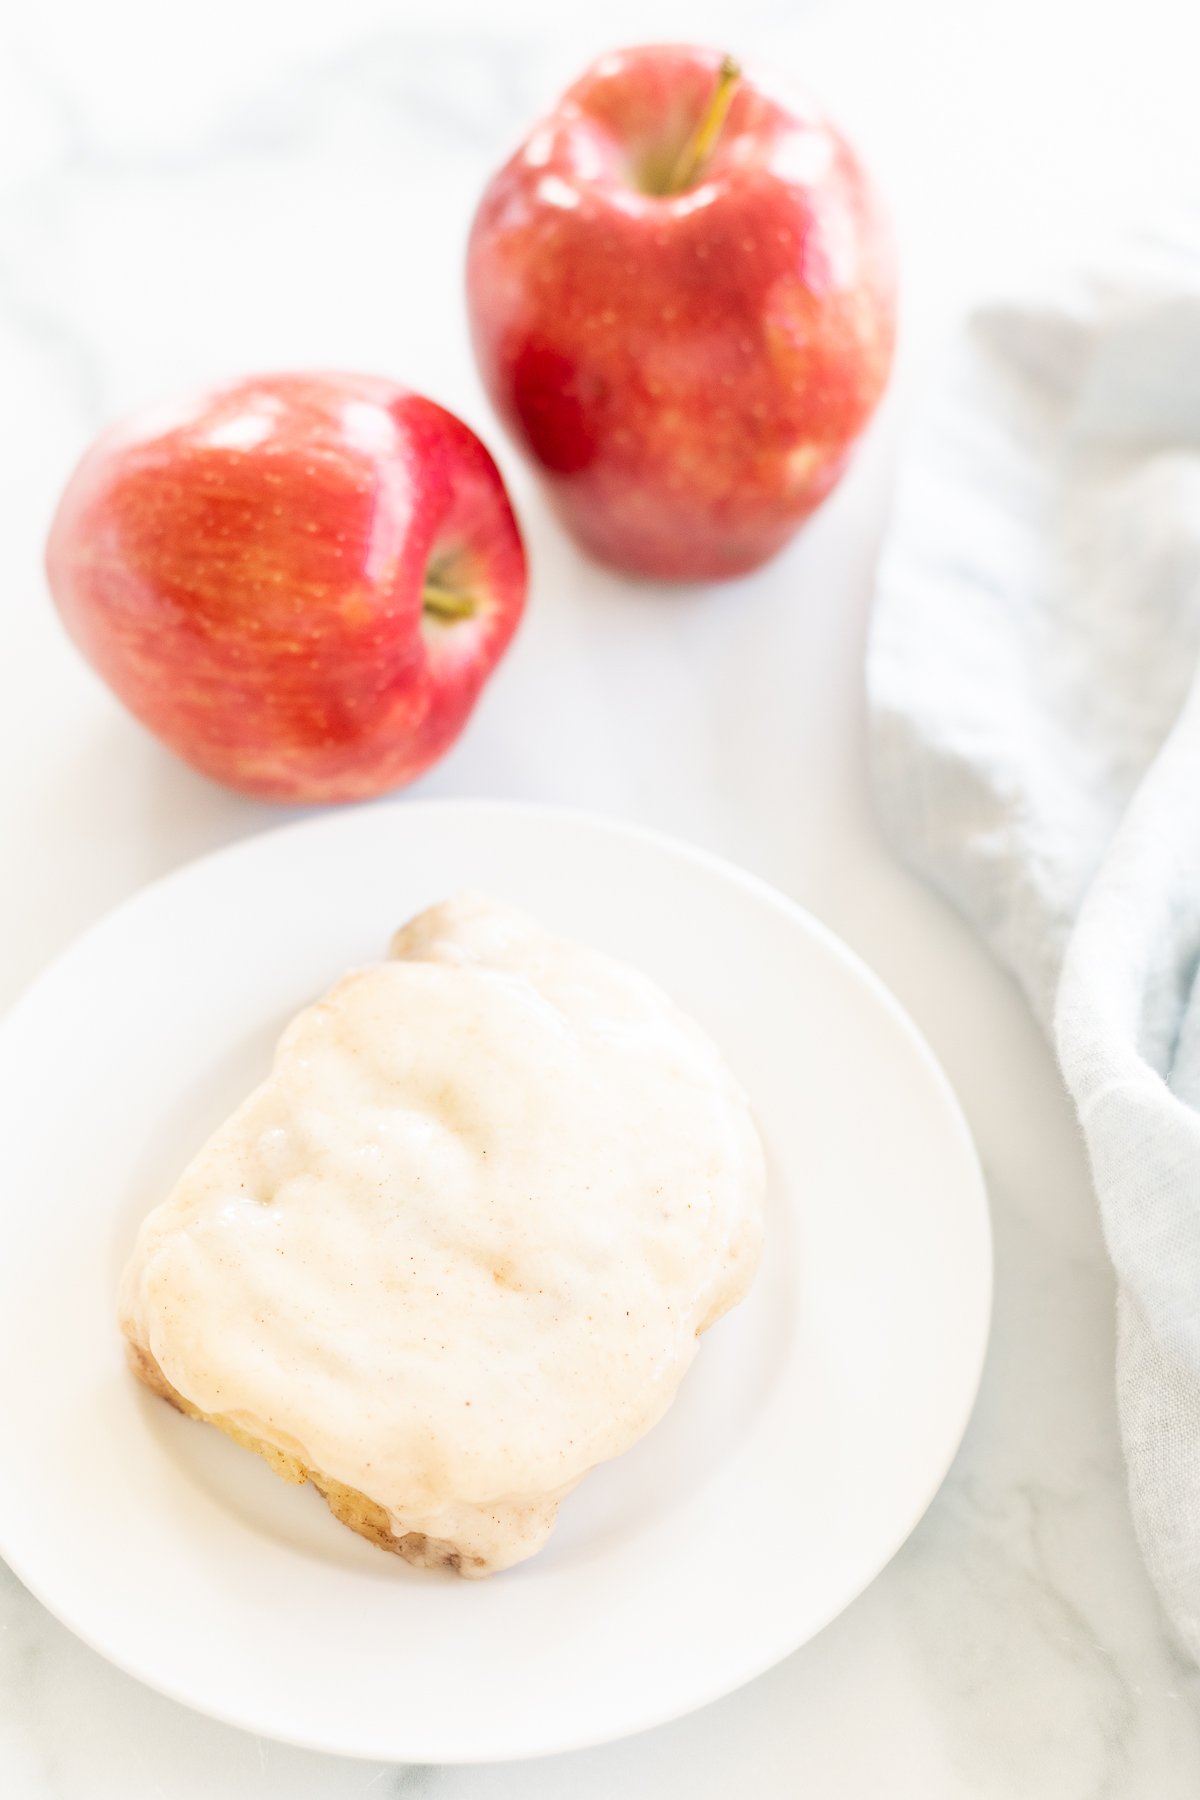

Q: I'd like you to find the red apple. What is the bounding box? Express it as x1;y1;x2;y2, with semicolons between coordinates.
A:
467;44;896;582
45;373;527;802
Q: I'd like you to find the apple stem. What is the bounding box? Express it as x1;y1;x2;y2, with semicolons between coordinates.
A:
422;581;478;622
664;55;742;194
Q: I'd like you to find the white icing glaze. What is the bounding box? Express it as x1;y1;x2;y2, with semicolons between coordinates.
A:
119;895;766;1573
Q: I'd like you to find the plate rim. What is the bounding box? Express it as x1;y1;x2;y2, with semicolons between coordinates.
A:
0;797;993;1762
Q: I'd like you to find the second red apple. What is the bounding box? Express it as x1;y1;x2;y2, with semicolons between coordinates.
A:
467;44;896;582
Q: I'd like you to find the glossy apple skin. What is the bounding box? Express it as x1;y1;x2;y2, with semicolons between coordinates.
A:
45;374;527;802
467;44;896;582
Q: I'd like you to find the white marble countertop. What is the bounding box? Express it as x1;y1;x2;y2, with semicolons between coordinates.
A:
3;0;1200;1794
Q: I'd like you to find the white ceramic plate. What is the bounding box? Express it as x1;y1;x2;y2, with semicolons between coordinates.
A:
0;800;990;1763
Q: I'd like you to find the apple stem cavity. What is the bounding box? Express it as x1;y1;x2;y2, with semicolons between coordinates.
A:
664;55;741;194
422;580;478;623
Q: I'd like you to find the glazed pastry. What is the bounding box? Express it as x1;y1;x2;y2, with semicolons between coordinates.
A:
120;895;765;1575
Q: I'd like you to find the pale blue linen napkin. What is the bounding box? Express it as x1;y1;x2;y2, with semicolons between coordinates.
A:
868;232;1200;1659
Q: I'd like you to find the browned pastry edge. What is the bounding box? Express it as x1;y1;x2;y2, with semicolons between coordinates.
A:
124;1336;485;1574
